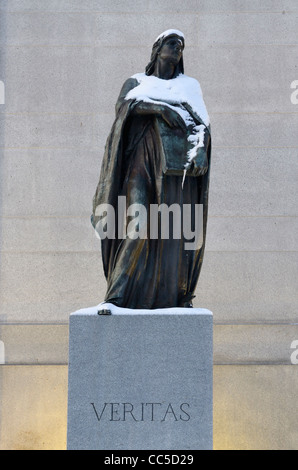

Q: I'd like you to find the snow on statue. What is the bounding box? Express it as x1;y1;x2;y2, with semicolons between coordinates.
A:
92;29;211;309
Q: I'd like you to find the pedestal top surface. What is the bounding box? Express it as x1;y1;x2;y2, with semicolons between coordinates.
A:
71;302;213;317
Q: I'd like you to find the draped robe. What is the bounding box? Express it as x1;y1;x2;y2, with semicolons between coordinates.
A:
92;74;211;309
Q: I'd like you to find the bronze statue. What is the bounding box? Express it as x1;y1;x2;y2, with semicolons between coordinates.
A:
92;30;211;309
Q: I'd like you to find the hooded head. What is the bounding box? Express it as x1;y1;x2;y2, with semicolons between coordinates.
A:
145;29;185;77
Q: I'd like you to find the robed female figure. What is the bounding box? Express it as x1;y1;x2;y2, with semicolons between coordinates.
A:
92;30;211;309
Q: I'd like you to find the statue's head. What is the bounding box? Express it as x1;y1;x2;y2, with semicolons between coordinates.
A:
145;29;185;77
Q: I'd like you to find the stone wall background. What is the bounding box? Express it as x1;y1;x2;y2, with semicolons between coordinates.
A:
0;0;297;450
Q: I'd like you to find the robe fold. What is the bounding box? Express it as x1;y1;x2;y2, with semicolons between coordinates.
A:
92;74;211;309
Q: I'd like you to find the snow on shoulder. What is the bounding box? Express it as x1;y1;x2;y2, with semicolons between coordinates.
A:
125;72;210;127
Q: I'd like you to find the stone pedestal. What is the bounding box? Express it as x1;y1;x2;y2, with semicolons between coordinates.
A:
67;304;213;450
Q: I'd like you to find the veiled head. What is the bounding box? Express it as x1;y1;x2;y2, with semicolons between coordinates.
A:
145;29;185;77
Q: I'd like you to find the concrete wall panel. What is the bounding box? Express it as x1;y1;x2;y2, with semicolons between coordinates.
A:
197;251;298;323
0;149;100;217
209;147;298;217
0;365;67;450
186;45;298;113
2;0;298;13
0;252;104;323
214;365;298;450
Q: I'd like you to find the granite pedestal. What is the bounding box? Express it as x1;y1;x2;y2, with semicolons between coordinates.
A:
67;304;213;450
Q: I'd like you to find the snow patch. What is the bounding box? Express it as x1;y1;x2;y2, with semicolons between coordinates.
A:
125;73;209;177
72;302;212;316
125;73;209;127
154;29;185;43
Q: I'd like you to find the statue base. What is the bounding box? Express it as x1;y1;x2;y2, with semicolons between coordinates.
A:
67;304;213;450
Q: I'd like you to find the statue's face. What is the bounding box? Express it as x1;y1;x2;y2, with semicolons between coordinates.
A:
158;36;183;65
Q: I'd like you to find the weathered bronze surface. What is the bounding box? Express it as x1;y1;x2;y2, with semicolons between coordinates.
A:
92;30;211;309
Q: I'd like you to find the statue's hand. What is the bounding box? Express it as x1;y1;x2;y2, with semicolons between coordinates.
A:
132;102;186;131
191;149;208;176
159;106;187;131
